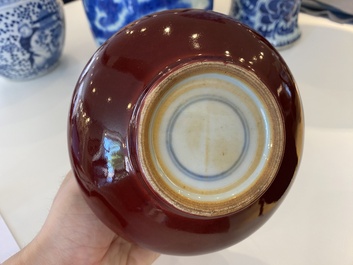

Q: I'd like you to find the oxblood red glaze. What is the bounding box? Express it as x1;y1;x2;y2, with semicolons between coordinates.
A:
68;9;303;255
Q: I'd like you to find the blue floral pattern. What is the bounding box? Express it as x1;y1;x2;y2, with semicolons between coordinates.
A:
0;0;65;80
231;0;301;48
83;0;213;46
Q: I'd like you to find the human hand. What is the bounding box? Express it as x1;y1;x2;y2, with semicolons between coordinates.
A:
4;171;159;265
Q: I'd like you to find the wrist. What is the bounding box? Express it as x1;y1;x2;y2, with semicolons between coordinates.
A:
2;239;43;265
3;233;67;265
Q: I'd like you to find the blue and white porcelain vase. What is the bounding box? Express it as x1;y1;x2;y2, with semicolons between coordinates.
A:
230;0;301;49
0;0;65;80
82;0;213;46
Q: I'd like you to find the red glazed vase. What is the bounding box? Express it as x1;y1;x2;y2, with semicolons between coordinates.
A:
68;9;304;255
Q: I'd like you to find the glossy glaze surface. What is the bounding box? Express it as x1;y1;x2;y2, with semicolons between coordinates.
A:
68;9;303;255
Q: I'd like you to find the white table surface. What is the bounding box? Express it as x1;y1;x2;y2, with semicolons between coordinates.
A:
1;1;353;264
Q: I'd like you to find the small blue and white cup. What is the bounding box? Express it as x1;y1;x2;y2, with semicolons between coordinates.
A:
230;0;301;49
83;0;213;46
0;0;65;80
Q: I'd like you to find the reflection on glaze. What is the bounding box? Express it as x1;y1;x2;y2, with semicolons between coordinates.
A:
190;33;201;49
92;131;130;187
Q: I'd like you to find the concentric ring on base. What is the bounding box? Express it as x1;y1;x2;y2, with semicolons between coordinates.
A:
137;62;285;217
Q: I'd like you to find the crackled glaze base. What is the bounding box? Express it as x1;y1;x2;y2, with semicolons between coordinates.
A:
138;62;285;216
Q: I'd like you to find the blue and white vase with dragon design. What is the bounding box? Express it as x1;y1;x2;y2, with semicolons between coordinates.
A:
230;0;301;49
0;0;65;80
83;0;213;46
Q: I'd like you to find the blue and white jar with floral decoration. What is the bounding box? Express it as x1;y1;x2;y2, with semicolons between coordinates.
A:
82;0;213;46
0;0;65;80
230;0;301;49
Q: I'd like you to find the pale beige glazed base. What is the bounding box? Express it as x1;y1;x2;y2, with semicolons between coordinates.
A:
138;62;285;217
